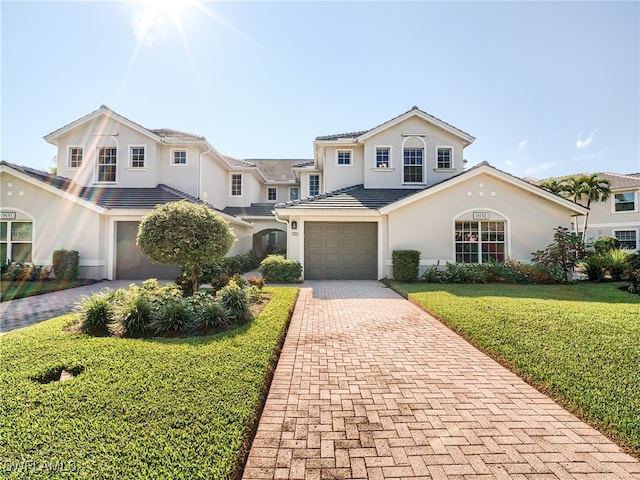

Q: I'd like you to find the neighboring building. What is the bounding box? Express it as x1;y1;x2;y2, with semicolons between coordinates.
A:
531;173;640;251
274;107;587;279
1;105;589;280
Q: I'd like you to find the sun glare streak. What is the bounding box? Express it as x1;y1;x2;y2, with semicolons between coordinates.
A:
173;16;212;111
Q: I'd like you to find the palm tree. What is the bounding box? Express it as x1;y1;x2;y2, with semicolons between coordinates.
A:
539;177;565;195
578;173;611;242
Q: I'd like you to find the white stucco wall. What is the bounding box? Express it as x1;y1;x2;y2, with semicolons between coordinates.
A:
322;146;365;192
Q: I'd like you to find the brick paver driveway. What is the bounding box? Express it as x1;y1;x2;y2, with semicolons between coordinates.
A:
243;281;639;479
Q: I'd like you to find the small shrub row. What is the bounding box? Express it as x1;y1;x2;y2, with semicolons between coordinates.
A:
1;263;52;281
77;279;263;337
421;259;564;284
259;255;302;283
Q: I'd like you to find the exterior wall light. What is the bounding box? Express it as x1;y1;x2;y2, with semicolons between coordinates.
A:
291;221;297;230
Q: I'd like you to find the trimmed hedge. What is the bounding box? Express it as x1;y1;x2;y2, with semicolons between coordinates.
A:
392;249;420;282
52;249;79;281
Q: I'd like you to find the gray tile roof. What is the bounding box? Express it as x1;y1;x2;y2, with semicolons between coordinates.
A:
277;185;424;210
222;203;275;217
245;159;310;182
0;161;227;211
150;128;205;141
315;130;370;141
536;172;640;190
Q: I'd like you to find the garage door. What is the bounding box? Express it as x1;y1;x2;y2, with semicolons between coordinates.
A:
116;222;181;280
304;222;377;280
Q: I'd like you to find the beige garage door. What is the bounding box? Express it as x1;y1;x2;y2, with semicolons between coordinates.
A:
115;222;181;280
304;222;377;280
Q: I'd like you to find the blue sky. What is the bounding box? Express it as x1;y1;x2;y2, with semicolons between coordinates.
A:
2;1;639;179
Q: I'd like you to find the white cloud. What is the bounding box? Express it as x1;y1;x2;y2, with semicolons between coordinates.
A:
576;130;597;149
518;140;527;151
506;160;514;166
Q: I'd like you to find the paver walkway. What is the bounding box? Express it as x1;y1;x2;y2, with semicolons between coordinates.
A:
0;280;143;334
243;281;640;479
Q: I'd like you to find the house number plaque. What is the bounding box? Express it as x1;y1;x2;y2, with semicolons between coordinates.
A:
473;211;490;220
1;211;16;219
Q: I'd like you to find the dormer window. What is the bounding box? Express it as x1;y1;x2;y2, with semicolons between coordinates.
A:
69;147;83;168
437;147;453;169
337;150;352;166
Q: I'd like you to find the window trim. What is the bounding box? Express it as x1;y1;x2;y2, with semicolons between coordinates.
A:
1;218;34;264
171;148;188;166
402;136;426;185
68;145;83;169
336;149;353;167
435;146;454;170
267;187;277;202
612;191;638;214
613;229;639;251
289;187;300;201
129;145;146;169
96;147;118;183
309;174;320;196
230;173;243;197
374;145;392;169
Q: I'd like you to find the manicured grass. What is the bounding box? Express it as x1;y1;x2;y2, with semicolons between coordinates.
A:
0;287;298;479
393;281;640;455
1;280;98;302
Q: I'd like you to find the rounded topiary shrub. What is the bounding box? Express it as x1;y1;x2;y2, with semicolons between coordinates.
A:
259;255;302;283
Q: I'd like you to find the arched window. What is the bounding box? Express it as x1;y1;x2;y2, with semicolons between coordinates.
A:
1;217;33;263
454;210;508;263
402;136;426;184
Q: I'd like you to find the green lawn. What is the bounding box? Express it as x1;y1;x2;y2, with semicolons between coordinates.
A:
1;280;98;302
0;287;298;479
393;281;640;456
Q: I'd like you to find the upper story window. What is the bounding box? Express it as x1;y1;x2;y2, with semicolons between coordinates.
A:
614;230;638;250
172;149;187;165
267;187;277;202
403;148;424;183
337;150;352;166
69;147;83;168
437;147;453;169
130;146;145;168
309;174;320;196
230;174;242;197
376;147;390;168
289;187;299;200
97;147;117;182
614;192;636;212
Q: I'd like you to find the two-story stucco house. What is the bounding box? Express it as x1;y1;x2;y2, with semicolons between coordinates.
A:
1;105;588;281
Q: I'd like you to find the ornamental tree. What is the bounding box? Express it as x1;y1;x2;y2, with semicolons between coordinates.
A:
137;201;235;294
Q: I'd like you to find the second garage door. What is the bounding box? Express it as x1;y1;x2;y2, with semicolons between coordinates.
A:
116;221;181;280
304;222;377;280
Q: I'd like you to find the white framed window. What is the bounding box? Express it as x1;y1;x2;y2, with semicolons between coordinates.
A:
336;150;352;166
614;230;638;250
267;187;277;202
97;147;117;182
171;149;187;165
1;220;33;263
289;187;299;201
68;146;83;168
403;148;424;183
230;174;243;197
309;175;320;196
375;146;391;168
613;191;636;212
130;146;145;168
455;221;506;263
436;147;453;169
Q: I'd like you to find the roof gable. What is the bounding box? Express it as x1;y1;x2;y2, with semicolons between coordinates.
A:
315;106;475;147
